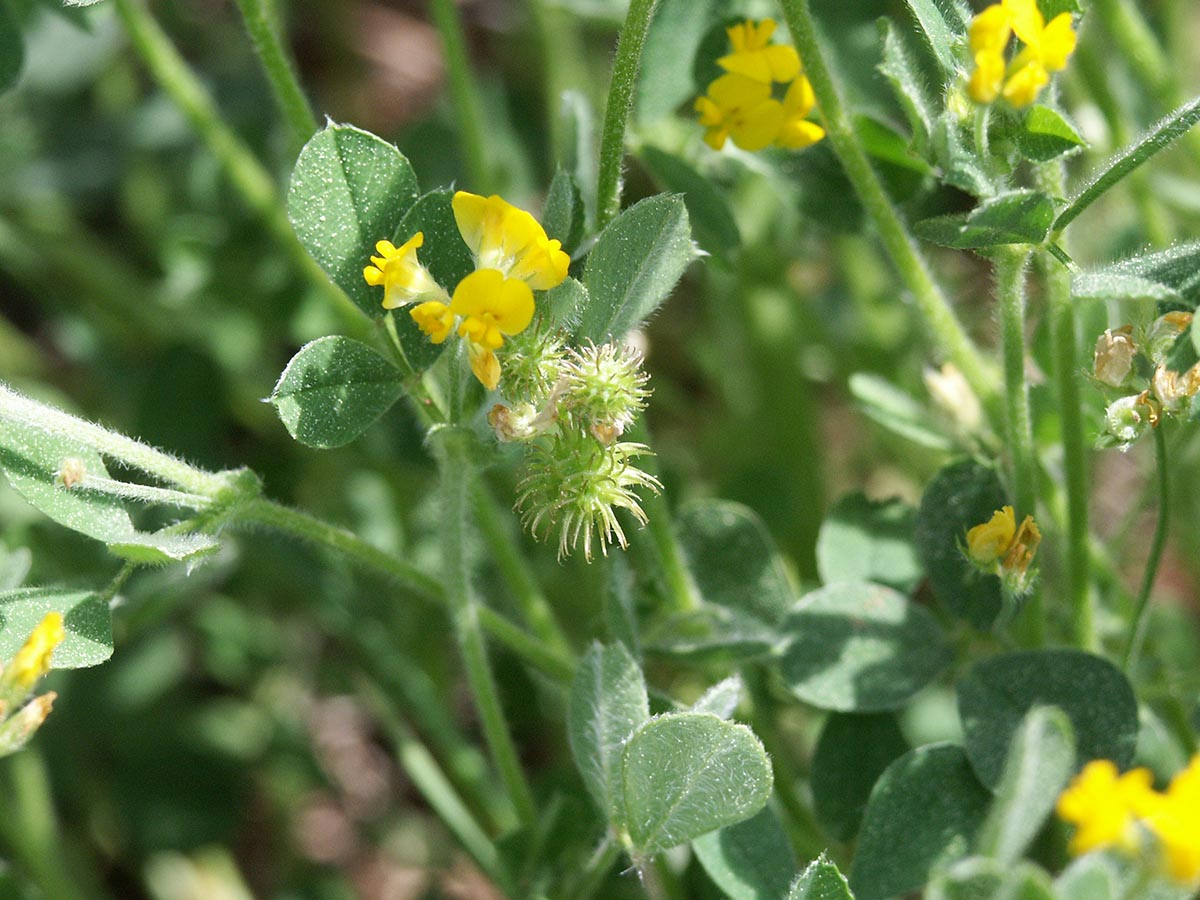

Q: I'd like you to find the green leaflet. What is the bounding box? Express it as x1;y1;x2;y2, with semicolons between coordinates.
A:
693;804;796;900
1056;97;1200;231
956;650;1138;789
812;712;910;841
622;712;772;860
270;336;404;449
1015;105;1086;163
789;854;856;900
780;581;952;712
287;123;420;317
916;190;1057;250
816;493;923;594
578;194;697;342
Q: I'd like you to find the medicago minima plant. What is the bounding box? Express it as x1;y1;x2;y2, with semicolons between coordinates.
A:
1;0;1200;897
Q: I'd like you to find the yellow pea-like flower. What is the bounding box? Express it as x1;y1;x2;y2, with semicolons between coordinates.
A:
1146;755;1200;883
966;0;1076;108
449;268;536;390
966;505;1017;565
776;76;826;150
451;192;569;292
1057;759;1160;856
363;233;450;309
695;73;784;152
410;300;456;344
718;19;801;84
3;613;65;692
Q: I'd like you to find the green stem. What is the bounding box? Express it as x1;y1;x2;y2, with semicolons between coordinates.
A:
776;0;998;411
1123;424;1169;670
595;0;659;228
362;682;508;886
475;606;574;684
231;0;317;151
438;430;537;825
238;497;445;600
570;839;622;900
472;483;574;657
0;752;97;900
995;248;1042;646
1037;213;1093;649
428;0;492;191
112;0;363;333
0;382;231;496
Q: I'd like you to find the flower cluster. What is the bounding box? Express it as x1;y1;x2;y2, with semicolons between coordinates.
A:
488;329;659;560
364;192;570;390
967;0;1077;107
1092;311;1200;450
965;505;1041;594
0;613;64;757
694;19;825;152
1057;755;1200;885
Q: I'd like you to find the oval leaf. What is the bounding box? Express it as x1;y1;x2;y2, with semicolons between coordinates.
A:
956;649;1138;790
780;581;953;712
622;712;772;859
789;853;855;900
812;712;910;841
693;804;796;900
0;411;135;543
270;336;404;449
0;588;113;669
287;124;420;317
568;642;649;828
1016;105;1086;163
578;194;697;342
850;743;991;900
975;706;1075;863
915;459;1007;629
916;190;1056;250
817;493;923;593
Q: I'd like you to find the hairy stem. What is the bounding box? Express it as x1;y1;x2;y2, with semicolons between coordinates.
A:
428;0;493;191
231;0;317;151
776;0;998;411
438;429;537;825
1123;424;1169;670
595;0;659;228
113;0;363;332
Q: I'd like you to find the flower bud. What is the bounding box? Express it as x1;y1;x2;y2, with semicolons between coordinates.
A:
1098;392;1160;450
1093;326;1137;388
0;692;56;758
924;363;983;432
1143;312;1193;366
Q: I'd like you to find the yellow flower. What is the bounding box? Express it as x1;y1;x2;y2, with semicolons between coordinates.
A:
966;506;1017;565
363;233;450;309
695;73;785;152
1057;760;1160;856
1146;755;1200;883
1002;0;1076;106
2;613;65;692
451;192;569;291
449;268;536;390
776;76;825;150
410;300;455;344
966;0;1075;107
717;19;801;84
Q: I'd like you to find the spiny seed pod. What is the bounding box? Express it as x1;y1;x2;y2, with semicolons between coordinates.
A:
514;431;661;560
498;326;566;407
560;342;650;442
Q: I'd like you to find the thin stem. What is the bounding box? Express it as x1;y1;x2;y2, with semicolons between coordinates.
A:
476;606;574;684
427;0;492;191
238;497;446;600
231;0;317;151
439;430;538;825
1123;424;1169;670
1038;223;1093;649
112;0;364;333
595;0;659;228
995;248;1042;646
362;682;508;886
776;0;998;412
237;496;567;677
0;382;230;497
472;482;573;657
570;839;622;900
